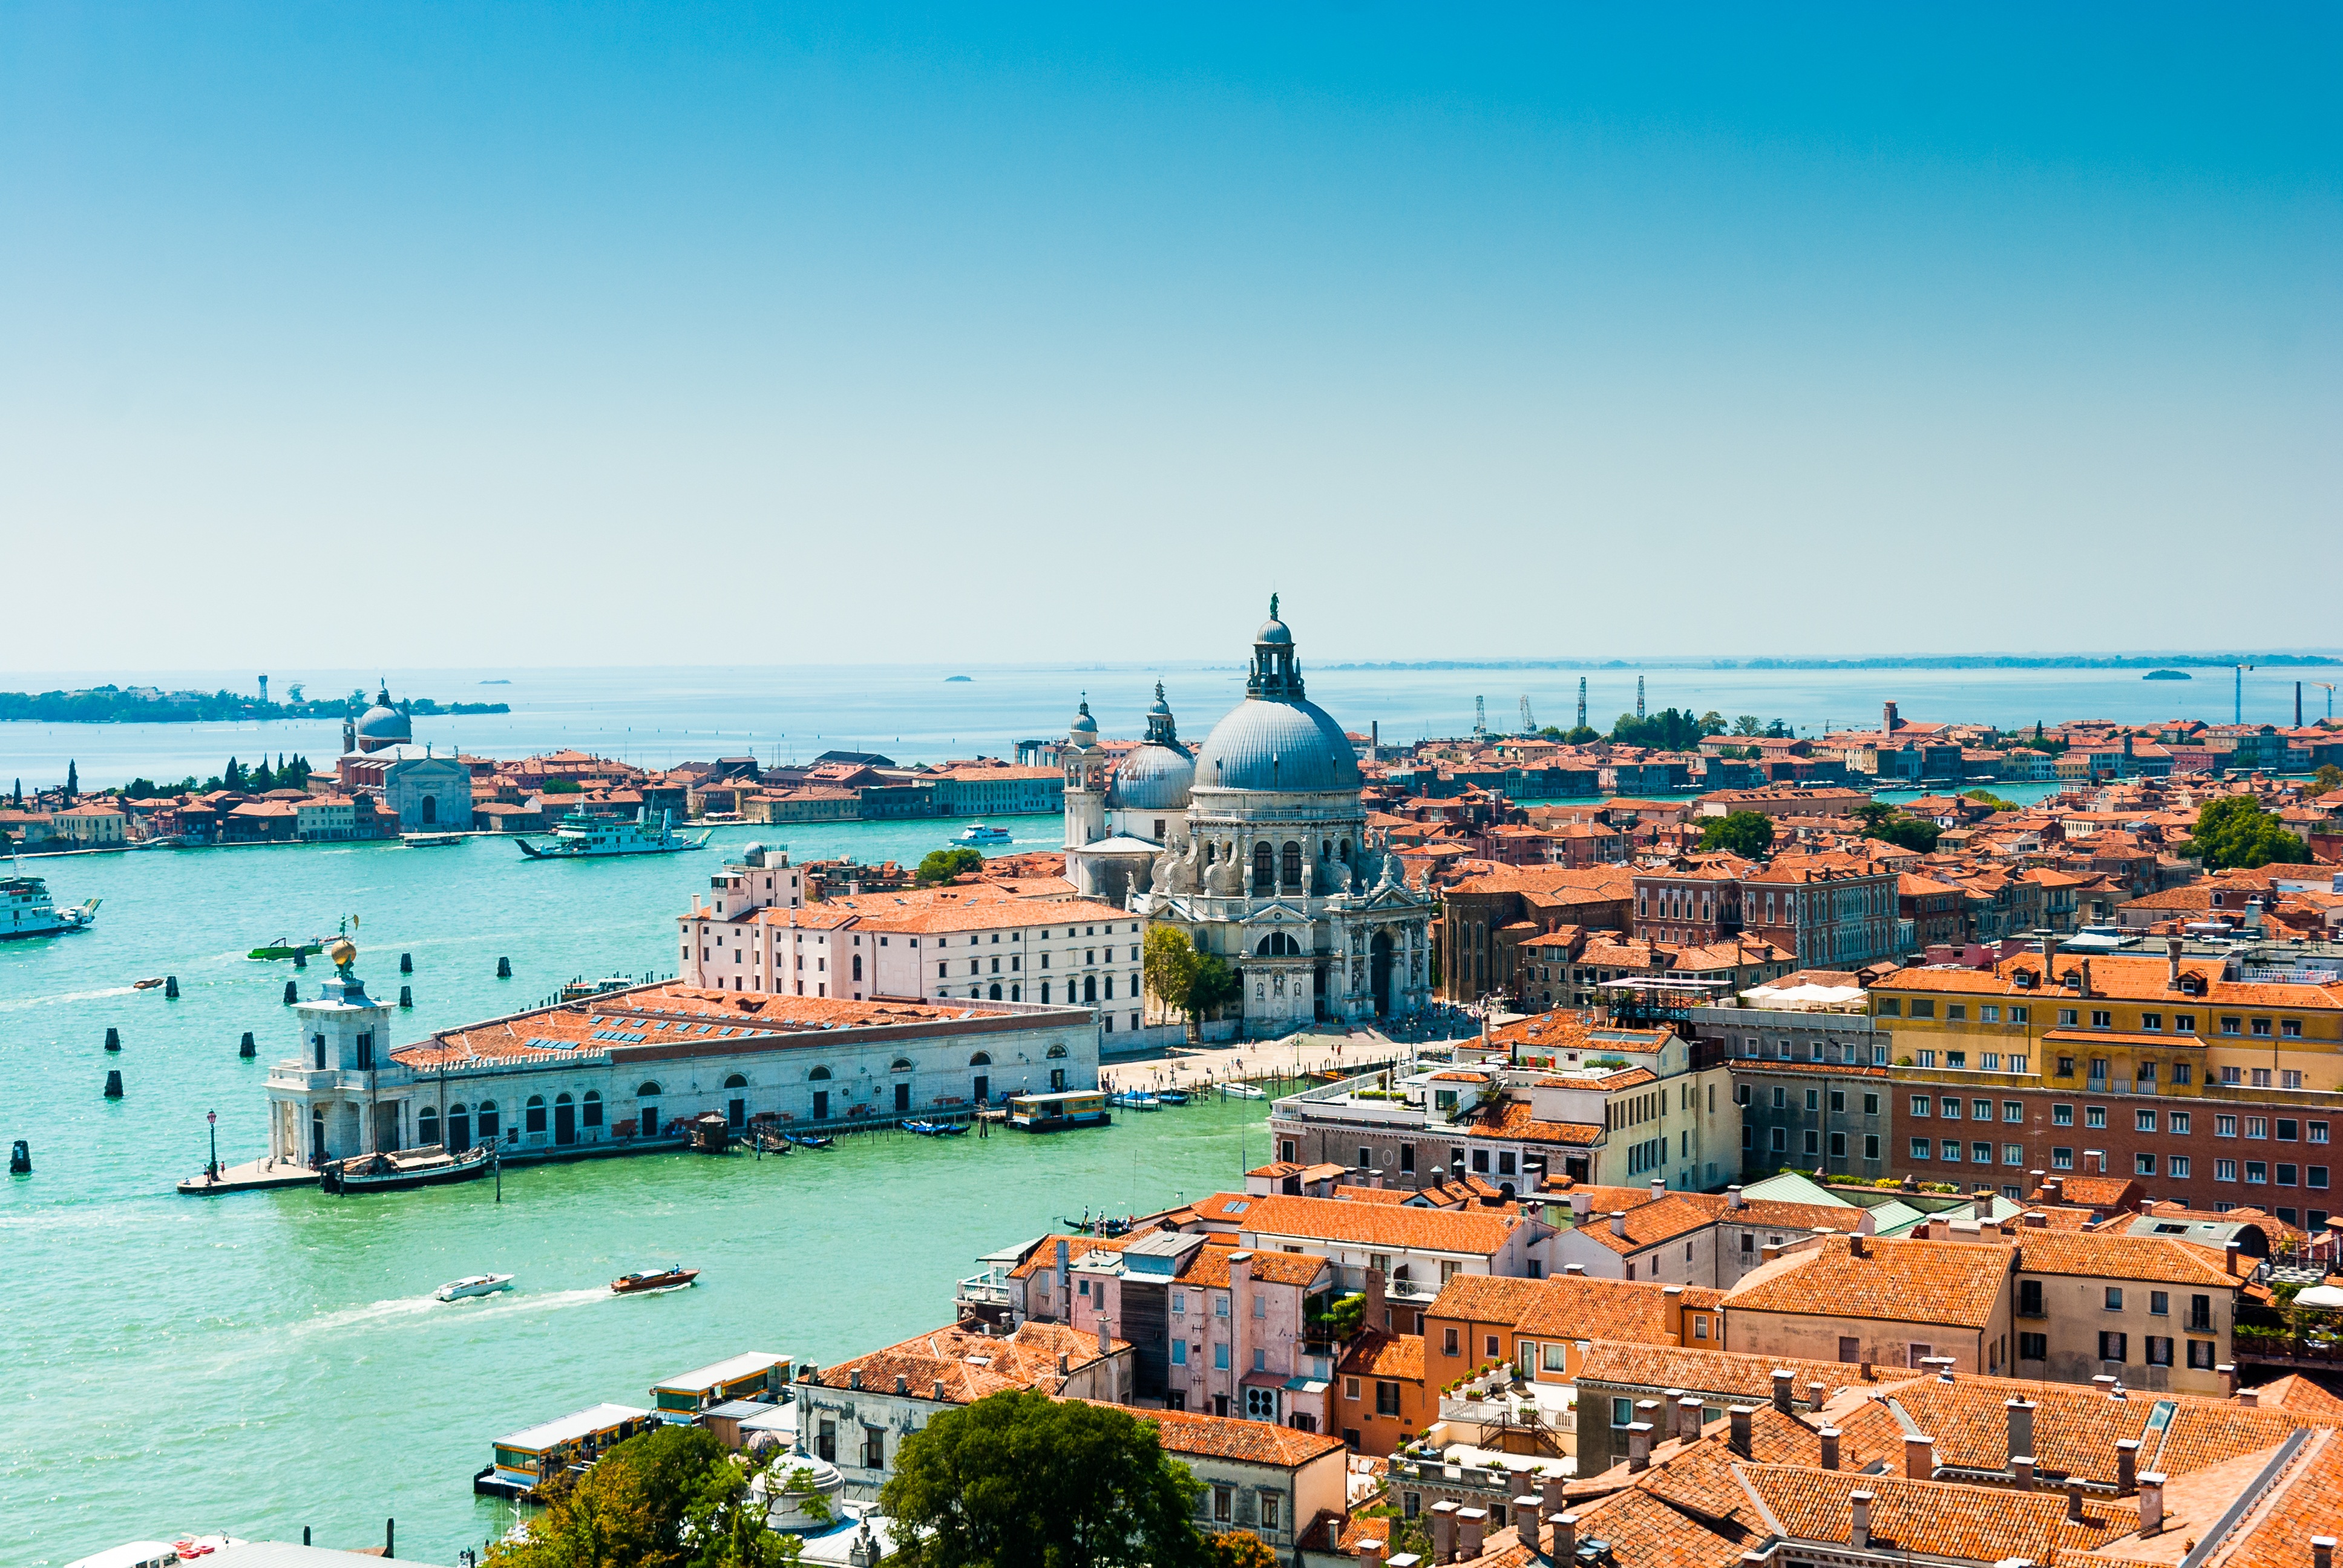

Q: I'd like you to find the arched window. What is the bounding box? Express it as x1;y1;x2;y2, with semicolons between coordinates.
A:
637;1082;661;1098
809;1066;832;1081
1255;931;1300;957
852;954;863;981
1010;984;1020;1001
724;1073;747;1089
969;1051;993;1067
1282;841;1302;887
890;1057;914;1073
582;1090;603;1128
476;1100;500;1140
525;1095;548;1134
1083;975;1097;1003
1339;838;1351;863
418;1106;440;1146
1047;1044;1069;1059
1252;842;1274;890
989;983;1001;1000
420;795;437;825
555;1091;572;1104
1040;981;1052;1004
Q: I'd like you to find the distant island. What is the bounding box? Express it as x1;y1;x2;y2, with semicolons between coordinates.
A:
1331;653;2340;671
479;679;511;685
2143;669;2194;681
945;675;973;682
0;685;510;725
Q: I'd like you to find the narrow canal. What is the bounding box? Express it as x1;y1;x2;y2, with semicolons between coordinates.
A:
0;825;1274;1563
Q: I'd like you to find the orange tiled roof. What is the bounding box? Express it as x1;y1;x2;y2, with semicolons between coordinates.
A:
1337;1330;1426;1380
1573;1340;1880;1403
811;1320;1117;1405
1725;1235;2013;1329
1218;1193;1524;1256
2013;1232;2240;1288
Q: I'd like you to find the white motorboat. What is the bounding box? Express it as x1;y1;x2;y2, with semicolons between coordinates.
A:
1220;1082;1267;1100
402;831;464;848
434;1273;516;1302
952;823;1012;846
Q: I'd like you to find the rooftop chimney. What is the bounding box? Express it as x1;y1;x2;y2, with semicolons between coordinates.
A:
2168;937;2183;991
1354;1539;1383;1568
2066;1477;2088;1523
1610;1210;1628;1238
1650;1177;1667;1203
1627;1422;1655;1471
1429;1501;1457;1563
1058;1353;1070;1375
2138;1472;2166;1536
1807;1382;1827;1410
1727;1184;1746;1208
1097;1315;1112;1354
2117;1439;2140;1496
1849;1233;1868;1258
895;1373;908;1394
1772;1370;1795;1413
1571;1190;1591;1221
1905;1434;1936;1481
1679;1395;1705;1442
1819;1427;1841;1471
2240;1387;2260;1408
1563;1263;1585;1275
1542;1477;1568;1519
2220;1363;2240;1396
1552;1512;1579;1562
1365;1266;1387;1331
1851;1491;1875;1550
2012;1456;2036;1492
1458;1506;1486;1559
1729;1405;1754;1456
1512;1495;1542;1556
2008;1399;2037;1463
2314;1537;2336;1568
849;1369;862;1391
933;1380;945;1400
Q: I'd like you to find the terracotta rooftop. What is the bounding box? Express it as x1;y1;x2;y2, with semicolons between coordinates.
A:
1725;1234;2013;1329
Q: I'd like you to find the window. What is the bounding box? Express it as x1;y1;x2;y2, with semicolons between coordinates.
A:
1972;1099;1992;1121
1214;1487;1233;1523
2171;1156;2191;1178
2141;1013;2162;1032
2099;1332;2128;1363
2250;1118;2270;1139
1910;1138;1932;1160
2054;1104;2074;1126
2286;1070;2305;1089
2172;1111;2191;1134
2053;1148;2074;1169
2086;1106;2106;1129
2187;1339;2215;1370
1172;1341;1187;1367
2217;1159;2238;1182
2056;1057;2076;1078
2279;1165;2299;1187
2218;1115;2239;1138
1831;1132;1847;1158
2280;1120;2301;1142
2284;1019;2304;1038
2059;1008;2079;1026
1213;1344;1230;1371
2091;1010;2112;1029
1864;1093;1880;1116
2135;1154;2157;1176
1947;1004;1967;1022
1611;1397;1634;1428
1910;1095;1932;1117
2247;1161;2269;1184
1216;1295;1230;1318
2175;1013;2195;1033
1442;1328;1460;1356
1865;1134;1881;1160
1941;1140;1962;1160
2019;1279;2044;1316
862;1428;884;1469
2314;1167;2331;1190
2004;1102;2024;1123
2009;1004;2030;1024
1806;1089;1820;1112
2222;1018;2241;1036
1877;998;1901;1016
1260;1492;1280;1533
2019;1332;2047;1361
1941;1097;1962;1120
2145;1337;2174;1368
1973;1142;1994;1164
1911;1000;1935;1019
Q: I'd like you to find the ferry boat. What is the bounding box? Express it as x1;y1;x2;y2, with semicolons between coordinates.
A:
952;823;1012;846
401;831;464;848
1006;1089;1111;1132
434;1273;515;1302
515;807;710;859
320;1142;494;1194
1;875;99;940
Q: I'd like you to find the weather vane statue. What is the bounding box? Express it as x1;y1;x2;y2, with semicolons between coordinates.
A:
1269;592;1279;619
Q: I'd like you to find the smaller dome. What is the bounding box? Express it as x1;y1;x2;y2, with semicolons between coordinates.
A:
1109;743;1195;812
1255;616;1293;646
1069;697;1098;748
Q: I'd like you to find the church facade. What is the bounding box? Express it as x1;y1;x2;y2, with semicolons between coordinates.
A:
334;684;471;832
1061;604;1434;1038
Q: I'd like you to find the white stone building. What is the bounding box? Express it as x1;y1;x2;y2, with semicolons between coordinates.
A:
332;685;471;832
1065;603;1436;1037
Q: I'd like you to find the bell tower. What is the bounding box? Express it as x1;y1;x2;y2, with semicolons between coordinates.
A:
1061;697;1108;850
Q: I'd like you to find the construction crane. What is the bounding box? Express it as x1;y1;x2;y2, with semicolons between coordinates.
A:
1519;696;1537;734
1473;696;1487;738
2314;682;2337;722
1577;677;1587;730
2233;664;2254;725
1636;676;1646;720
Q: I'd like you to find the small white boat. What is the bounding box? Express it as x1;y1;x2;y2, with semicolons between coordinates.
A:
434;1273;515;1302
952;823;1012;846
1221;1083;1267;1100
402;831;464;848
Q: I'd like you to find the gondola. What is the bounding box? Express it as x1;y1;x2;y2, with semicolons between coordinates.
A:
784;1132;836;1149
903;1120;968;1137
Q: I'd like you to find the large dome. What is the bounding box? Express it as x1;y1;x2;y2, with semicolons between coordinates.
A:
1193;699;1360;793
1110;743;1195;811
354;685;411;746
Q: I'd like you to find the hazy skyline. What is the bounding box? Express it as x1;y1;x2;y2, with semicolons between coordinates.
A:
4;4;2335;672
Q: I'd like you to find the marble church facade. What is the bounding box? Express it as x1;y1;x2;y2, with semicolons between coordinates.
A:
1061;603;1434;1038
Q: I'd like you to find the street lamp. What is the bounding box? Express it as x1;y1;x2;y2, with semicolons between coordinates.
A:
206;1109;218;1181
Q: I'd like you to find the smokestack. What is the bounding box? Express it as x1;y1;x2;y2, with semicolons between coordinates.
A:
2012;1456;2036;1491
1772;1370;1795;1413
1851;1491;1875;1551
2008;1399;2036;1463
1650;1177;1666;1204
1097;1315;1112;1354
2117;1438;2140;1495
1819;1427;1841;1471
1905;1434;1935;1480
1728;1405;1754;1456
1610;1210;1628;1238
1727;1184;1746;1208
1628;1422;1654;1471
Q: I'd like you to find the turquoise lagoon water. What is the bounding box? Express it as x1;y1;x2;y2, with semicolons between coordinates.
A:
0;823;1281;1564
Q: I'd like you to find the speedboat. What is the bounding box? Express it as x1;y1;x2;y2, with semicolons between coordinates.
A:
612;1266;698;1295
434;1273;515;1302
1108;1090;1159;1111
1220;1083;1267;1100
1156;1089;1191;1105
952;823;1012;846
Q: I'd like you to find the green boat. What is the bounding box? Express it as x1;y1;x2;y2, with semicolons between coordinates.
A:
249;936;324;961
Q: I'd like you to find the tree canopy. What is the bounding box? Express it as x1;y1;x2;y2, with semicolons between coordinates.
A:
879;1390;1208;1568
1143;926;1200;1018
1852;801;1939;853
483;1423;795;1568
1185;953;1242;1020
1697;810;1775;858
916;846;989;885
2187;796;2309;870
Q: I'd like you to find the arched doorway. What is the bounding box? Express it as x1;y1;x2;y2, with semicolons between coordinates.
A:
553;1093;576;1145
971;1051;992;1105
1369;930;1395;1017
724;1073;749;1128
420;795;437;825
1312;963;1328;1022
447;1103;470;1152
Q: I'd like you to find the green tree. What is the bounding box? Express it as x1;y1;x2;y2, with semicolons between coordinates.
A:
1865;814;1940;853
122;778;160;799
1961;789;2019;811
916;846;988;886
2186;796;2309;870
543;777;584;794
1144;927;1201;1033
1562;725;1599;745
1698;810;1775;858
1732;714;1765;737
879;1390;1208;1568
222;757;246;792
65;759;77;796
249;756;277;792
1697;711;1728;736
484;1423;795;1568
1186;953;1241;1022
2309;763;2342;799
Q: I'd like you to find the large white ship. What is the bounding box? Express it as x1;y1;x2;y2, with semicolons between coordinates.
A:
513;807;710;860
1;874;100;939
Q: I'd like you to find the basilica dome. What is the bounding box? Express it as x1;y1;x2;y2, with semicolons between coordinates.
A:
353;685;411;748
1107;682;1194;810
1191;603;1362;794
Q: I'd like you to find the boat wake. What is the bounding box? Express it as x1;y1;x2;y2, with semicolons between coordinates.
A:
296;1286;609;1337
0;984;145;1013
613;1282;696;1298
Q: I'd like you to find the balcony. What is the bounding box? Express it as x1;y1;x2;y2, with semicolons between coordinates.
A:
955;1273;1011;1312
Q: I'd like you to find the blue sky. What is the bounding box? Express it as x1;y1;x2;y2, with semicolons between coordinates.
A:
2;4;2335;671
